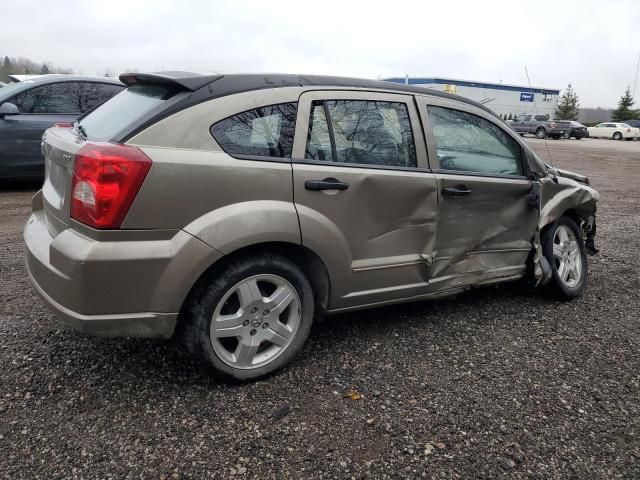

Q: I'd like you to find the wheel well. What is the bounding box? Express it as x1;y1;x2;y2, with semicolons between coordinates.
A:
177;242;330;327
541;208;584;235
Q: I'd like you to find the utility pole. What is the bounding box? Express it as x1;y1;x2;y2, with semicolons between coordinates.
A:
633;51;640;99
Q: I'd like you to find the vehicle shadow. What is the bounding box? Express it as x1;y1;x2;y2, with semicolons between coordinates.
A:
0;179;42;192
40;280;541;391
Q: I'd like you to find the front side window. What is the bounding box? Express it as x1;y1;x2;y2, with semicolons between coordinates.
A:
427;106;523;176
211;103;297;158
305;99;416;168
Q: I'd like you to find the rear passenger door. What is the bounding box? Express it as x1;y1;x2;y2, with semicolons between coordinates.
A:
417;98;538;288
291;90;438;310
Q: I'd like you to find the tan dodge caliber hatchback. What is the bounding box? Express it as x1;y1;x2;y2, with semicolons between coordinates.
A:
25;72;599;381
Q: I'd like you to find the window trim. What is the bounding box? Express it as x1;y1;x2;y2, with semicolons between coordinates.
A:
7;81;123;116
292;89;429;171
416;95;531;179
209;101;298;161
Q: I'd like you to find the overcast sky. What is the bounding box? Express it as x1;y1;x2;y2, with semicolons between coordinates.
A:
2;0;639;107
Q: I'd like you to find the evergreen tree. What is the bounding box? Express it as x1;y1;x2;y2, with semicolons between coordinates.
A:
555;83;580;120
611;87;638;122
40;63;50;74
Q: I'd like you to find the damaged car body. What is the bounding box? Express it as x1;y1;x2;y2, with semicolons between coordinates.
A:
24;72;599;381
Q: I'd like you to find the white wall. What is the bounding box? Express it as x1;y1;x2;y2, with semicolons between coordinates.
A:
418;83;559;119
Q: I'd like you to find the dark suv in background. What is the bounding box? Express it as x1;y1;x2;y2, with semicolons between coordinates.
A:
0;75;123;180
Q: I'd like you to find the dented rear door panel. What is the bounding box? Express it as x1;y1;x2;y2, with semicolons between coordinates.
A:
291;90;437;309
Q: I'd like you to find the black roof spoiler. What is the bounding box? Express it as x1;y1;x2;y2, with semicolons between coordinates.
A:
119;71;223;91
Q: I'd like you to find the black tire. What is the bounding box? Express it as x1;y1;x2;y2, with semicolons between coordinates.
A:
541;216;588;299
179;253;315;382
562;131;570;139
613;132;623;140
535;128;546;139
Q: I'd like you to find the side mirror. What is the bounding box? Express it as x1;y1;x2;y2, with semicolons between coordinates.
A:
0;102;19;117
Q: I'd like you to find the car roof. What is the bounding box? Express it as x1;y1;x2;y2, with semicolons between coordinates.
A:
119;71;497;116
16;74;123;85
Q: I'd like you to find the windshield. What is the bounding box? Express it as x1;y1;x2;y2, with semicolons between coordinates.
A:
78;84;179;140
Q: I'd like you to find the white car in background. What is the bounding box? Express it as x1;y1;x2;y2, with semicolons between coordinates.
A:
587;122;640;140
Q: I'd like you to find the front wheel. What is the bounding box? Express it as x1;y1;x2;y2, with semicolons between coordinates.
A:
535;128;547;139
541;216;588;299
180;254;315;382
562;131;570;139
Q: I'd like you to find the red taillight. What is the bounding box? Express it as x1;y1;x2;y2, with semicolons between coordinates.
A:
70;143;152;229
627;128;631;132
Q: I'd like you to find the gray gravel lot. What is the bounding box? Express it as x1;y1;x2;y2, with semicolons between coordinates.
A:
1;138;639;479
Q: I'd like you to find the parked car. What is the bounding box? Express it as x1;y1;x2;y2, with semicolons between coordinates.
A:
25;72;599;381
511;113;570;139
0;75;124;180
625;119;640;129
587;122;640;140
561;121;589;139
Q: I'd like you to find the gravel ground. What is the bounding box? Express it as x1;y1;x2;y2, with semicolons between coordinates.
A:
1;138;639;479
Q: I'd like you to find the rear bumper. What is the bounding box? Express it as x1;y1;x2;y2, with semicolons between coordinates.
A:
24;193;222;338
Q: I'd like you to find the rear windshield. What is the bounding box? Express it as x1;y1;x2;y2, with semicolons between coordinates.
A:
79;84;178;140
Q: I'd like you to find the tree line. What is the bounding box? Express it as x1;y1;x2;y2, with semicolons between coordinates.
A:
554;83;638;123
0;55;73;83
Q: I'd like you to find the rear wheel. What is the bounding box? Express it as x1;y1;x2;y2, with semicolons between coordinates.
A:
562;131;570;139
613;132;623;140
180;254;314;382
541;216;588;299
535;128;547;139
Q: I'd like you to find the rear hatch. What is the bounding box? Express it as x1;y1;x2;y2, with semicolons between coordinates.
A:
40;77;207;236
41;127;86;237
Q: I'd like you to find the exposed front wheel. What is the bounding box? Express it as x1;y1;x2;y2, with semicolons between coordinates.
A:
180;254;314;382
562;131;570;139
542;216;588;299
536;128;547;139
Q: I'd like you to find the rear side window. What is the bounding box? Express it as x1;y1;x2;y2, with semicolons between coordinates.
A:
11;82;123;114
427;106;523;176
305;100;417;168
79;84;178;140
211;103;297;159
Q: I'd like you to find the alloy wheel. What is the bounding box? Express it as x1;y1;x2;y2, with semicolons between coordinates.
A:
552;225;583;288
210;274;301;369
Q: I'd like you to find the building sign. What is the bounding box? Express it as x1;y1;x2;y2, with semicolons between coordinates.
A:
443;84;457;94
520;92;534;102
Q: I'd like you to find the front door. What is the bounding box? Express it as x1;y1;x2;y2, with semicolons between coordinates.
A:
417;98;539;291
291;90;438;310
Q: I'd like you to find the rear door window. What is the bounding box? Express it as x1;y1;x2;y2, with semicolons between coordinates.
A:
427;105;523;176
305;99;417;168
12;83;80;114
211;103;298;159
